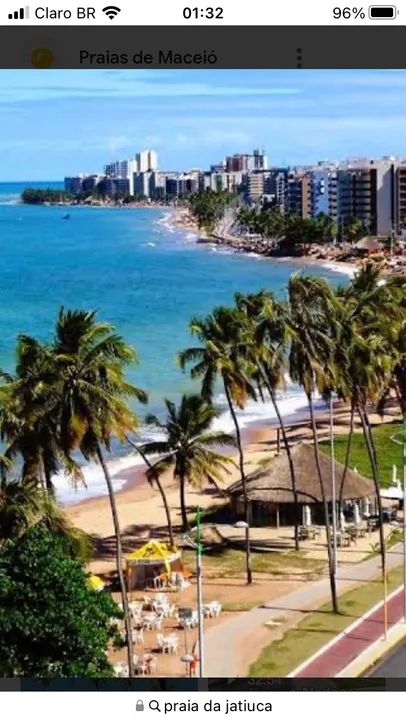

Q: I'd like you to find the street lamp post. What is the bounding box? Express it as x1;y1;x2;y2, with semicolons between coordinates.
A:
330;394;338;575
195;507;204;677
182;507;205;678
234;520;251;581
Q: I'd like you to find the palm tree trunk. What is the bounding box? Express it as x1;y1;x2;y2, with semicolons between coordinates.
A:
307;393;339;613
96;445;135;678
224;381;252;584
129;441;175;546
179;473;189;532
357;405;386;581
338;400;355;520
267;382;300;551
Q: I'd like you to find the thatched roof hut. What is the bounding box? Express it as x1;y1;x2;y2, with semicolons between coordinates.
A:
229;443;374;527
355;236;382;253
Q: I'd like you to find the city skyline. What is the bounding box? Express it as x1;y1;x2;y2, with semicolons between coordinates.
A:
2;69;406;180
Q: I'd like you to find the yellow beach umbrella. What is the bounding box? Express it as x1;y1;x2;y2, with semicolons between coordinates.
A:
87;574;105;592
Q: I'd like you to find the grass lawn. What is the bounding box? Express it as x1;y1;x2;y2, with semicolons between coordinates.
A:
320;421;404;487
249;565;404;677
183;547;325;579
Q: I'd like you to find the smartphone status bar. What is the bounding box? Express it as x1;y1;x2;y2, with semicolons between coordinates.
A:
0;0;404;25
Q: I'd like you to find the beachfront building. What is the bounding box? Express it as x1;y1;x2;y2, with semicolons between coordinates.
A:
228;443;374;528
64;175;86;194
133;170;154;198
287;172;312;218
337;158;397;236
310;167;338;220
136;149;159;174
395;162;406;231
201;170;244;194
225;150;268;173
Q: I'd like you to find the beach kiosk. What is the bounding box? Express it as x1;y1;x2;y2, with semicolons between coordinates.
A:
126;540;183;590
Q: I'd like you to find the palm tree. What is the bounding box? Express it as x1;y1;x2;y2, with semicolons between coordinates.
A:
0;337;76;494
126;435;175;547
140;394;235;532
235;290;301;551
46;308;147;678
0;477;41;542
0;474;91;562
179;307;256;583
338;264;402;583
287;274;339;612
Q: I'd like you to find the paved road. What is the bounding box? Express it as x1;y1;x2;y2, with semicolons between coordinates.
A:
296;586;405;677
370;638;406;677
204;546;403;676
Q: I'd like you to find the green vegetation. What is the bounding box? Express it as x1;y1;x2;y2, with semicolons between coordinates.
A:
21;188;73;204
0;258;404;676
0;525;121;678
179;264;405;613
189;188;233;234
249;565;404;677
0;308;147;677
320;421;404;487
183;547;325;578
238;208;338;250
140;394;235;532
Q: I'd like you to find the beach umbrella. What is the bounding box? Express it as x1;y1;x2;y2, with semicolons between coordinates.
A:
87;574;105;592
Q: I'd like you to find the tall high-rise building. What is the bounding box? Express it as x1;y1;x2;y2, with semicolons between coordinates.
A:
337;159;397;235
225;150;268;174
287;173;312;218
310;168;338;220
136;150;158;173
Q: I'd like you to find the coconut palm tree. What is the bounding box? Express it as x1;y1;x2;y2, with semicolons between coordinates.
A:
140;394;235;532
0;337;75;494
126;435;175;547
46;308;147;678
179;307;256;583
0;477;41;542
234;290;302;550
287;274;339;612
338;264;402;583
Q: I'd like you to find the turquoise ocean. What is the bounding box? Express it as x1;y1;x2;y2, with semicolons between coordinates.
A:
0;182;351;504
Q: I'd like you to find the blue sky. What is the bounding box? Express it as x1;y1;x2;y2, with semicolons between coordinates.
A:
1;69;406;180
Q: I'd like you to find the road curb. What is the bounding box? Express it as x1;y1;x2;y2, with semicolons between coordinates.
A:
288;585;402;677
336;619;406;677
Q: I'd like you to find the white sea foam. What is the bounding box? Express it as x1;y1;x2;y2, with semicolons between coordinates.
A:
320;261;357;278
55;423;166;506
55;384;325;507
211;387;322;435
53;453;144;506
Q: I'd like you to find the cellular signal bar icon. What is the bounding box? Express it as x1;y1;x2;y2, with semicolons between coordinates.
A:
8;6;29;19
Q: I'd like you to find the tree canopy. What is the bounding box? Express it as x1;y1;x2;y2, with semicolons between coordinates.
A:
0;525;121;678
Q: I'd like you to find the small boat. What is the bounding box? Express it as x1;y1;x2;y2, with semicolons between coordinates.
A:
63;213;70;220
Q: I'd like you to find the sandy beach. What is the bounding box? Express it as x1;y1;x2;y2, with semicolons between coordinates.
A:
65;399;401;577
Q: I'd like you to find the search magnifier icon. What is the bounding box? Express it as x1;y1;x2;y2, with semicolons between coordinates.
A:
149;701;161;712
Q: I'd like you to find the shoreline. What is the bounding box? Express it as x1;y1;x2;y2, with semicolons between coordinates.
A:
169;207;359;278
55;211;356;512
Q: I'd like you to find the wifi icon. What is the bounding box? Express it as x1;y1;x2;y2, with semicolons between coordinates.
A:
102;5;121;20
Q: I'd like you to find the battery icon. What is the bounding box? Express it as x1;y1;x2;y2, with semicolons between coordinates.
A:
369;5;397;17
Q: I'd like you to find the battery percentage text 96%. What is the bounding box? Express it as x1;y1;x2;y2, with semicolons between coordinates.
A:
333;7;366;18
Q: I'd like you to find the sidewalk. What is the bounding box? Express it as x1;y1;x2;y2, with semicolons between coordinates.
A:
204;545;403;676
293;585;406;677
